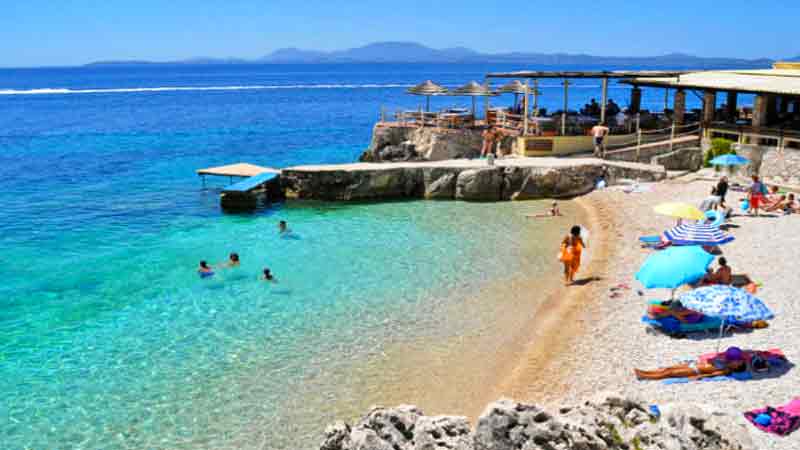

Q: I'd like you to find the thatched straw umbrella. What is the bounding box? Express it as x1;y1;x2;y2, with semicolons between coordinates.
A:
449;81;496;117
407;80;448;112
497;80;527;107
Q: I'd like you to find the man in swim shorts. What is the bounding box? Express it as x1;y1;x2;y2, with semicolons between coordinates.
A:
591;122;610;158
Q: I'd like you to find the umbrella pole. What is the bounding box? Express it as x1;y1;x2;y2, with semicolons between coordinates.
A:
716;318;726;353
426;96;430;113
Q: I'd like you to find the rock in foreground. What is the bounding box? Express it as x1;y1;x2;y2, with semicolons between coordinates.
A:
319;393;752;450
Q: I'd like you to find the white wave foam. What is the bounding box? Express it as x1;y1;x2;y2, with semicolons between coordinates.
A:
0;84;415;96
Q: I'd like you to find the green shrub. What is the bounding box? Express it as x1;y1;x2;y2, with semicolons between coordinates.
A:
703;138;736;168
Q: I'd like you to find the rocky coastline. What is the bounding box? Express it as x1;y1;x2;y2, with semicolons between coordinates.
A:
319;393;752;450
282;159;666;202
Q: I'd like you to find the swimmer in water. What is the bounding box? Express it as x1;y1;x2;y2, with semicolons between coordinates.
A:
225;252;240;268
526;201;562;219
198;260;214;278
278;220;290;234
262;268;277;282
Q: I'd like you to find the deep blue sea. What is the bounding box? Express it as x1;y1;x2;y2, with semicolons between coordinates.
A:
0;63;725;449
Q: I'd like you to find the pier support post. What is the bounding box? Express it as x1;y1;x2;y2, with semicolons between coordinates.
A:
523;79;530;135
562;79;570;136
600;77;608;124
725;92;738;122
702;90;717;126
767;94;778;124
752;94;768;145
629;86;642;114
674;89;686;125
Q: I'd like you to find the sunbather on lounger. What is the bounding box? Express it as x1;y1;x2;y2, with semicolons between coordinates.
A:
635;347;747;380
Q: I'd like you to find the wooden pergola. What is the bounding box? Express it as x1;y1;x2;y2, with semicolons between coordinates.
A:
484;70;688;135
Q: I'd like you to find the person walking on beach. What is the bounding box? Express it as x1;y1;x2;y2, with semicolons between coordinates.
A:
748;175;768;216
559;225;586;286
591;123;610;158
716;176;729;208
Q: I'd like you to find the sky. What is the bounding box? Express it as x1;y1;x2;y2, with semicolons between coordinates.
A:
2;0;798;67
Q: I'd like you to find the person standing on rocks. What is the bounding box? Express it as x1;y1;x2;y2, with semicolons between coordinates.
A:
480;127;499;158
591;122;610;158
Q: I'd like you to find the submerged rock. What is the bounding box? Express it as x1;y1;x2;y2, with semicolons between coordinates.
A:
318;394;752;450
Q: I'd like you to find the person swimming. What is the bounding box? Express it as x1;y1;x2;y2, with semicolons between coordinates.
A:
262;268;277;282
225;252;240;268
198;260;214;278
526;201;562;219
278;220;289;234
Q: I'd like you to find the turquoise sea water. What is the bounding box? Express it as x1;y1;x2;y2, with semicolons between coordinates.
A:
0;63;727;449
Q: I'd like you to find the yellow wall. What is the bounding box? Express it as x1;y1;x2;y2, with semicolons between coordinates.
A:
515;133;637;157
773;62;800;70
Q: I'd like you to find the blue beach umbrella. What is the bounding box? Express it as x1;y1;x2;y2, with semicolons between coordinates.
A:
636;246;714;291
679;285;774;323
710;154;749;166
679;285;774;348
664;222;735;246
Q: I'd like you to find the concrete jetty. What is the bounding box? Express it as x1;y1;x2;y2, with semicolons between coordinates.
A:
281;157;667;202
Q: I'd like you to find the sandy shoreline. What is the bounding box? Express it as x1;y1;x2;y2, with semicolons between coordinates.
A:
542;176;800;449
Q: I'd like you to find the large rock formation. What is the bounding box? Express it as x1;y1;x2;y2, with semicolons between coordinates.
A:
282;160;666;202
650;147;704;171
361;125;515;162
319;393;753;450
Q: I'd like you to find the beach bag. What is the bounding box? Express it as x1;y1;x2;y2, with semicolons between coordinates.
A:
741;199;750;211
558;244;573;263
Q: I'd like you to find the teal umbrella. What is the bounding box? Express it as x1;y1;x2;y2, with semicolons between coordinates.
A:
710;154;749;166
636;246;714;296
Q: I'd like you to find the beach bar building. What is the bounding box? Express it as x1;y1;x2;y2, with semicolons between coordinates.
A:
483;70;694;157
625;62;800;186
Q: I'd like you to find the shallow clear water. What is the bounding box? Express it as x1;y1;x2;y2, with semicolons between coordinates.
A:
0;62;728;449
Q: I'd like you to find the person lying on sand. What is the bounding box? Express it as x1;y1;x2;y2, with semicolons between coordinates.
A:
635;347;746;380
526;201;562;218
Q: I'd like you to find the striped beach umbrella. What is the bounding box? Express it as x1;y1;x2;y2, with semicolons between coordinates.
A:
663;222;735;246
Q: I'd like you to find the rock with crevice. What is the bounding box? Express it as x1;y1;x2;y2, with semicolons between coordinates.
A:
455;168;504;201
318;394;752;450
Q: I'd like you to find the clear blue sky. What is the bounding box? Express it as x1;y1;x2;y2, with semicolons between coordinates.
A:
2;0;798;67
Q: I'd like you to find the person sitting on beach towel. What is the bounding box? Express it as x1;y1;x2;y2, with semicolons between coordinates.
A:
699;257;732;286
745;398;800;436
783;193;798;215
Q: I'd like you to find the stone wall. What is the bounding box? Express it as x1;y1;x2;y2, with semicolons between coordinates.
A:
318;393;752;450
360;124;514;162
604;136;700;165
650;147;703;171
734;143;800;188
281;162;666;202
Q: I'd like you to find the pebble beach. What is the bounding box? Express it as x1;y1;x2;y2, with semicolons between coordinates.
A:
536;174;800;449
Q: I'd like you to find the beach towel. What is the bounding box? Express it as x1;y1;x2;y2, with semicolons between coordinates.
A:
745;398;800;435
662;371;752;384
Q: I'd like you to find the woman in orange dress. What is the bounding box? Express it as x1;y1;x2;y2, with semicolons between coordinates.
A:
560;225;586;285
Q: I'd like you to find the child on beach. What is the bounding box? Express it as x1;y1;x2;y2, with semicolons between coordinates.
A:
748;175;769;216
559;225;586;286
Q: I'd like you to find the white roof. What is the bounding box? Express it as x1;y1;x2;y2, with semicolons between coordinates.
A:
628;69;800;96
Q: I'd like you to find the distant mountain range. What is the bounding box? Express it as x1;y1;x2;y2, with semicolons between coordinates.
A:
86;41;786;68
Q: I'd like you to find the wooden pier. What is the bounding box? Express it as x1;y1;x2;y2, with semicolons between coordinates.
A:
197;163;283;210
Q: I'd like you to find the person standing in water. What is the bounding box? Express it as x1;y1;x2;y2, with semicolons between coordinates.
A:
262;268;278;283
278;220;290;234
559;225;587;286
225;252;240;267
198;260;214;278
